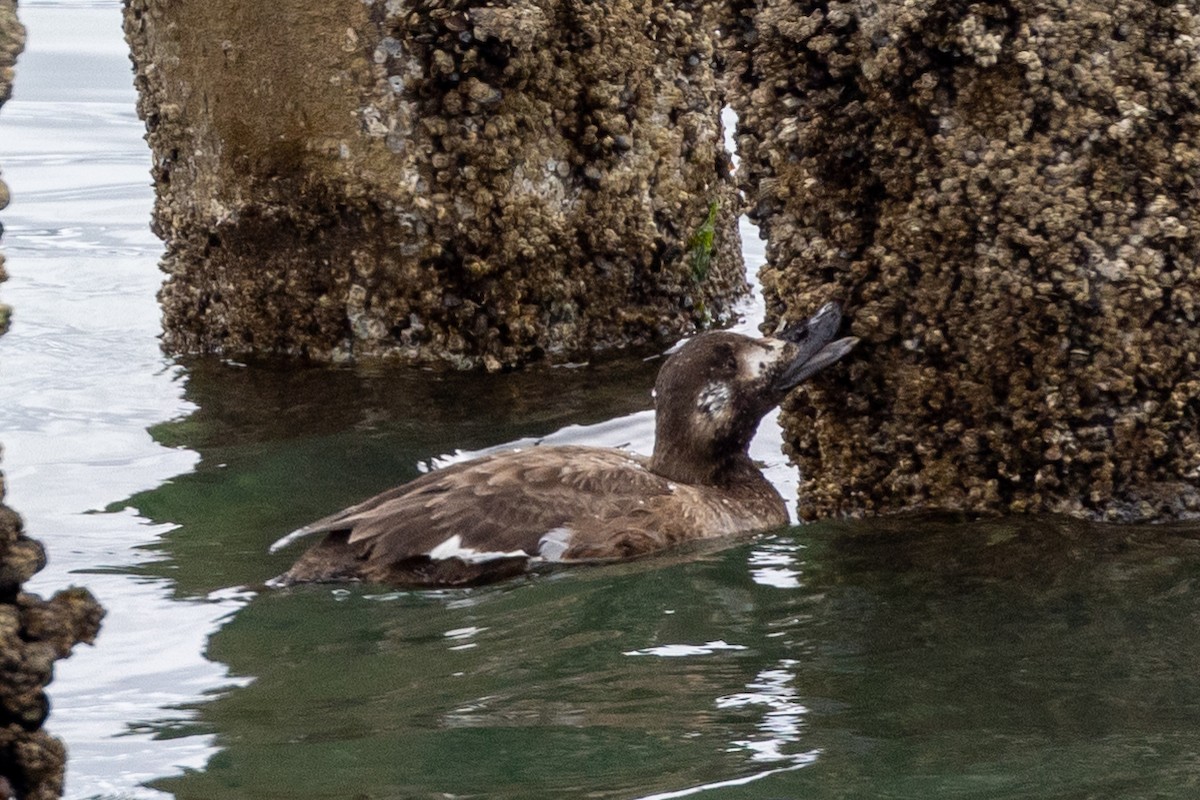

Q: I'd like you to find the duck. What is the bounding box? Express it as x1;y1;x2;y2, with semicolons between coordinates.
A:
271;302;857;587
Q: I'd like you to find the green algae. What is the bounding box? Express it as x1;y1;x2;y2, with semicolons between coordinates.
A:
689;200;719;284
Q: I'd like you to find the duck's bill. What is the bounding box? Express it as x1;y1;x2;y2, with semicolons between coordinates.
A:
778;301;842;344
773;336;859;392
776;301;845;362
772;333;859;393
769;301;857;391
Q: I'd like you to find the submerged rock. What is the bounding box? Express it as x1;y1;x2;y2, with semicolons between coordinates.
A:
724;0;1200;522
0;5;105;797
123;0;744;368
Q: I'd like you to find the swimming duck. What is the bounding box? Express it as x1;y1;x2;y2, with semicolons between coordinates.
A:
272;302;857;587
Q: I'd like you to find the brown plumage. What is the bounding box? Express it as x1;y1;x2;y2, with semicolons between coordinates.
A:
273;302;857;587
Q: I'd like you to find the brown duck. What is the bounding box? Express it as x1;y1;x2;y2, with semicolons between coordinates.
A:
272;302;857;587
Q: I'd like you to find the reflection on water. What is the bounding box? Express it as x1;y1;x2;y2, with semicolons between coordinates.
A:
4;2;1200;800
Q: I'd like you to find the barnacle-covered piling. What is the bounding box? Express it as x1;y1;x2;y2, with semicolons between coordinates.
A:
0;4;105;798
724;0;1200;522
0;0;15;333
123;0;743;369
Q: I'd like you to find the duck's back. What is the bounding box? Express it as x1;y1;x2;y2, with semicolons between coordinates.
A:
276;445;786;587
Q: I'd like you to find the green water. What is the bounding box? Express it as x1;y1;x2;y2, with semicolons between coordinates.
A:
121;361;1200;800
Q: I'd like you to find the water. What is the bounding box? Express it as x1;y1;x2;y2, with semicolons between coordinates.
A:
2;2;1200;798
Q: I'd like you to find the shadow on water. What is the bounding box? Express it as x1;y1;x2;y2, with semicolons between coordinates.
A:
115;354;1200;800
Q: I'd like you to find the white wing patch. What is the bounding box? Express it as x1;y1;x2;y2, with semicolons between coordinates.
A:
268;527;315;553
427;534;528;563
537;526;574;561
697;381;732;417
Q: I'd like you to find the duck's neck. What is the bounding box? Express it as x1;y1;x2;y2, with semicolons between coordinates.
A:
649;441;762;487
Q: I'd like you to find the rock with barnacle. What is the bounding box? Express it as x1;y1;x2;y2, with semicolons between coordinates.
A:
722;0;1200;522
122;0;743;368
272;303;857;587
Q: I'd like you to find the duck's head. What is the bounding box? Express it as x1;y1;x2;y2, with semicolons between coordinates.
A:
650;302;858;485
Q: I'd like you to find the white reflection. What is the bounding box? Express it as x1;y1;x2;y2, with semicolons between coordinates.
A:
638;659;819;800
444;625;487;651
748;539;806;589
622;640;748;658
717;661;811;762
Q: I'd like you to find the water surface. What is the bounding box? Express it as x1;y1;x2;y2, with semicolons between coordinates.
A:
2;2;1200;799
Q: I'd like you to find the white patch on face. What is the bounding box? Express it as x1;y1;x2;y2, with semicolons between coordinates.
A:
696;380;732;417
740;339;785;380
428;534;527;563
537;527;573;561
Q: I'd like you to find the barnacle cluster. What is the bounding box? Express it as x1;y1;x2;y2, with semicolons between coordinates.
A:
723;0;1200;522
123;0;744;369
